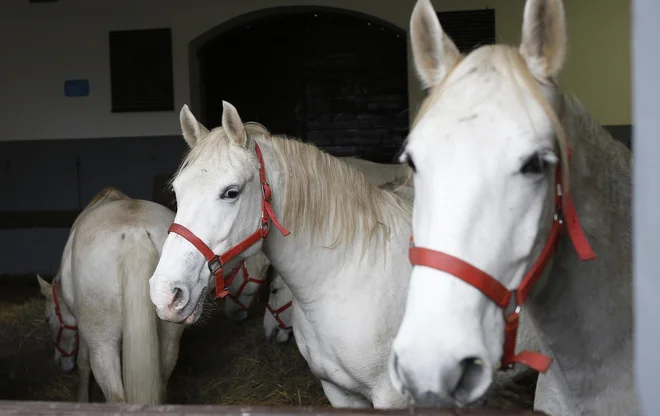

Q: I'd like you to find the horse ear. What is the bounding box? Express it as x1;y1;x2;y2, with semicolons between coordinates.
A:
222;101;249;148
244;121;270;139
180;104;209;148
36;274;52;297
410;0;462;90
520;0;567;81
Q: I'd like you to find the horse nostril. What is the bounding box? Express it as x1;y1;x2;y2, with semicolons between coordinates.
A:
451;356;491;404
170;286;189;311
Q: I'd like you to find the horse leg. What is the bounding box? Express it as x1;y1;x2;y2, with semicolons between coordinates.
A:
89;343;126;403
320;380;372;408
76;338;91;402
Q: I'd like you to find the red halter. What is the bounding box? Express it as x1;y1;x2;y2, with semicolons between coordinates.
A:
267;300;293;330
167;142;291;299
226;263;267;311
51;284;79;358
408;148;596;373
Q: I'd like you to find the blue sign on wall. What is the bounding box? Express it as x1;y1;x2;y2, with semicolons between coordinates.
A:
64;79;90;97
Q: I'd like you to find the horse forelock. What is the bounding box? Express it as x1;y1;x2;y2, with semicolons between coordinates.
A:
171;126;260;192
409;44;571;196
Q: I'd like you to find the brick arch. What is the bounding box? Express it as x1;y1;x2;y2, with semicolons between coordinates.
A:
188;6;409;164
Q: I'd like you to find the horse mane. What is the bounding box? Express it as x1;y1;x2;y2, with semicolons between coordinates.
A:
560;93;632;168
268;134;413;255
379;176;415;201
559;92;632;217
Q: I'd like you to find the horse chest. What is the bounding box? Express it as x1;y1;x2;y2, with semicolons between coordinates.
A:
292;306;372;392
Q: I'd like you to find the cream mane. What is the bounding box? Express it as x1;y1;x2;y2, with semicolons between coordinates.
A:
269;134;412;254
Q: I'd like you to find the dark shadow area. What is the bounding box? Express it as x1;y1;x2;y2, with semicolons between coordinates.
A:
200;10;409;163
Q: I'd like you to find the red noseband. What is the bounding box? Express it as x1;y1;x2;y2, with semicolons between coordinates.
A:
52;284;79;358
267;300;293;330
409;147;596;373
168;141;290;299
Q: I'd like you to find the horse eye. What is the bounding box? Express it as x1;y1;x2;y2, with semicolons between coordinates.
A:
520;153;546;175
221;187;240;199
405;154;416;172
270;288;278;294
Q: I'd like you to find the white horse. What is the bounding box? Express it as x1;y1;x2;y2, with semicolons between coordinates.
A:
390;0;635;415
149;103;541;408
263;178;417;343
223;156;412;322
263;273;294;343
37;187;185;404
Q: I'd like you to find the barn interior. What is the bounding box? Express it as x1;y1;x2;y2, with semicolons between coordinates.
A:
0;0;631;411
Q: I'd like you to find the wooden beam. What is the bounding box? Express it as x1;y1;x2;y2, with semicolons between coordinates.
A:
0;211;80;230
0;401;548;415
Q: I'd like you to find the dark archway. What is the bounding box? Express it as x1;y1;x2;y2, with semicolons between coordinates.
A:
197;9;409;163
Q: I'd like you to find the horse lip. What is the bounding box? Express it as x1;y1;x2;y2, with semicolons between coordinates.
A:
175;285;206;325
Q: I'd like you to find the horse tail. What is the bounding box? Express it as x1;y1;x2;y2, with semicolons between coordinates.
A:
119;228;163;404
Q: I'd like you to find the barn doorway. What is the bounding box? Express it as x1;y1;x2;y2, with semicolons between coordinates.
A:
197;9;409;163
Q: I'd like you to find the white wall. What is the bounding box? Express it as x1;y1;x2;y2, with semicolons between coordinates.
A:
0;0;630;142
0;0;415;141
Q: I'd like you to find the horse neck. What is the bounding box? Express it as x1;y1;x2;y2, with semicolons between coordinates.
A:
527;93;635;413
257;135;412;305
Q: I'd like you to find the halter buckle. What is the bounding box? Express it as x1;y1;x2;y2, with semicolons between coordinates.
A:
262;183;272;201
208;256;222;275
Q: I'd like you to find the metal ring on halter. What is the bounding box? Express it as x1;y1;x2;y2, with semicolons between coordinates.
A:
505;290;522;317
